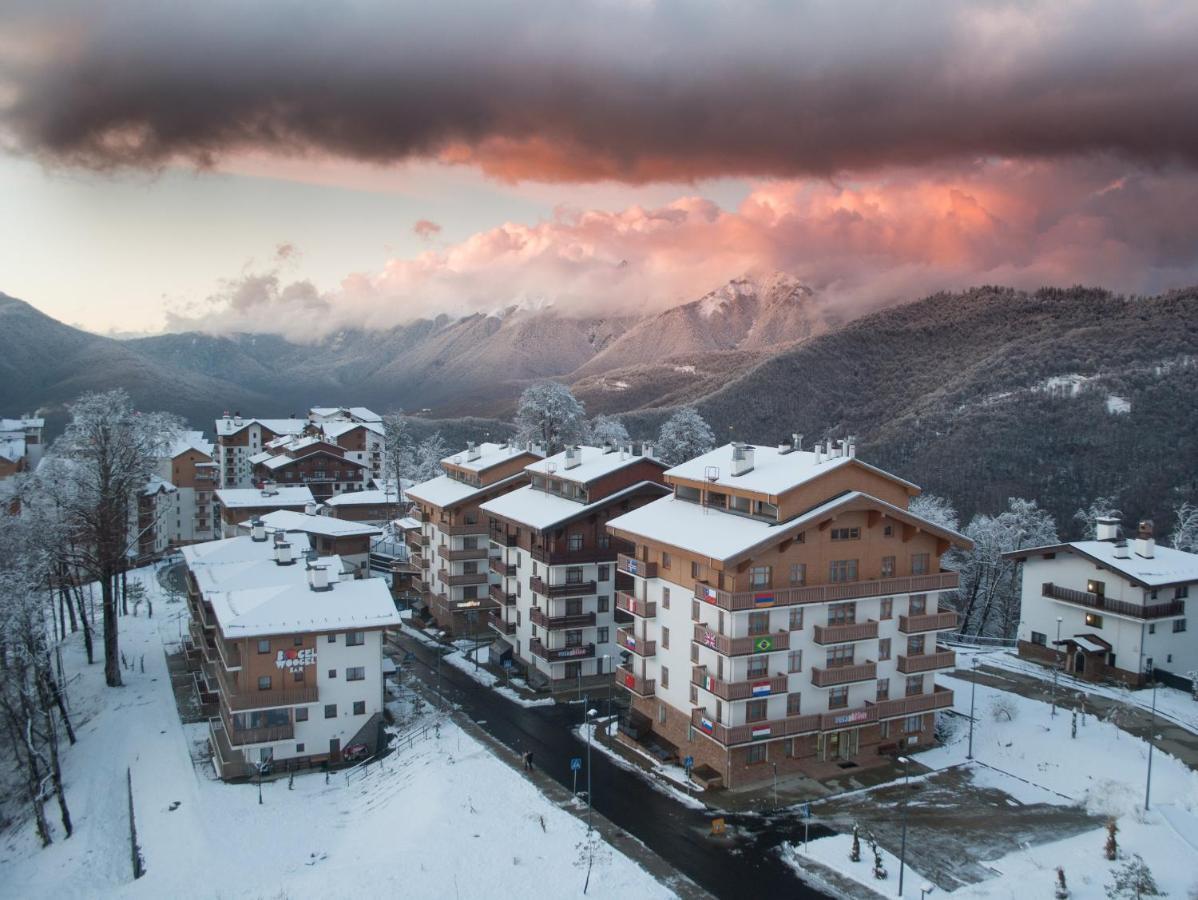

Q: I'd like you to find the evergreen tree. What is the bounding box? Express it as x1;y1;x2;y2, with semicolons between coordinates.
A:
513;383;588;455
1105;854;1161;900
656;407;716;466
589;415;629;447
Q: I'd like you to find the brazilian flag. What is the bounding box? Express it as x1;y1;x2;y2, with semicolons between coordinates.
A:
753;636;774;654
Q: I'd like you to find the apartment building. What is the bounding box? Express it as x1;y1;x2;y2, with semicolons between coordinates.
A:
605;438;970;789
480;444;669;691
215;485;315;536
0;415;45;479
1009;518;1197;686
307;407;385;482
247;508;383;578
182;526;400;780
133;476;178;565
215;414;309;489
250;435;370;500
157;430;220;545
405;442;543;635
322;488;398;525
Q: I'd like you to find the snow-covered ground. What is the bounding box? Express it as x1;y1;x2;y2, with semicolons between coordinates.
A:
0;566;674;899
574;721;706;811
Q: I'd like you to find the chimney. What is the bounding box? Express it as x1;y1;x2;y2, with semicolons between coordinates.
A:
793;433;803;452
847;436;857;459
1134;520;1155;558
233;412;242;426
466;441;481;462
274;541;294;566
731;443;755;476
777;436;794;454
308;564;331;591
303;548;318;565
1113;539;1131;559
643;442;655;460
304;501;319;516
601;440;614;454
564;445;581;469
250;518;267;542
813;442;823;465
1095;515;1120;542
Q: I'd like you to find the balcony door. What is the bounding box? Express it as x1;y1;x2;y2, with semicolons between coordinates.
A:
820;728;859;761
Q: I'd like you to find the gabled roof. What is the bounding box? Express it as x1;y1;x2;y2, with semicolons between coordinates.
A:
406;470;526;510
142;475;177;496
214;417;308;437
320;420;384;439
309;406;381;423
480;481;670;532
182;532;314;567
251;509;382;538
323;489;397;507
525;445;664;486
215;486;315;509
259;450;365;471
441;442;542;474
168;430;213;460
0;417;44;430
1006;540;1198;588
210;574;400;638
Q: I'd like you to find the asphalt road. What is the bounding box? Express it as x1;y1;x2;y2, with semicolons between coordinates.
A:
389;631;834;900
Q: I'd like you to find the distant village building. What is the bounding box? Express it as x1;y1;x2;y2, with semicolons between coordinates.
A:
604;438;969;789
1009;517;1197;686
405;442;544;635
214;415;309;489
214;485;315;537
0;415;45;480
480;443;668;691
134;476;178;565
156;430;219;546
322;488;399;525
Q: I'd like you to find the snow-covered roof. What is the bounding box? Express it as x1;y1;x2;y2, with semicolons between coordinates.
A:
0;435;25;463
525;445;660;485
1017;540;1198;588
208;570;400;638
193;553;346;596
309;406;381;423
214;417;308;437
168;430;213;460
394;516;422;531
215;486;315;509
320;419;384;439
441;442;540;473
480;481;668;531
665;443;916;499
608;490;969;563
406;471;525;509
181;532;314;567
250;509;382;538
323;489;397;507
248;450;274;466
142;475;178;496
1063;634;1110;653
0;417;44;430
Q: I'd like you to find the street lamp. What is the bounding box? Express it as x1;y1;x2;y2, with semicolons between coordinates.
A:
1145;668;1157;811
604;654;613;720
921;883;935;900
771;762;779;809
897;755;910;897
967;655;977;760
1051;617;1063;717
586;708;598;832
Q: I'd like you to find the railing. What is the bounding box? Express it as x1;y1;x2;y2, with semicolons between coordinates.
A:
487;611;516;635
810;661;878;687
868;685;954;719
1042;583;1186;620
208;718;255;780
437;569;488;587
216;637;242;671
213;664;320;711
489;530;518;547
489;558;516;577
896;648;956;674
407;533;429;548
437;545;489;561
615;591;657;618
694;571;960;611
530;608;596;630
529;639;595;662
899;610;959;634
616;627;657;656
220;706;294;746
615;665;656;698
812;620;879;645
691;667;788;701
488;585;516;606
692;625;790;656
691;707;823;747
530;576;597;598
617;553;658;579
531;546;616;566
438;521;488;536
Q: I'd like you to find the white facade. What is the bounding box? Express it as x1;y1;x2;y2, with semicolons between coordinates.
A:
215;417;308;488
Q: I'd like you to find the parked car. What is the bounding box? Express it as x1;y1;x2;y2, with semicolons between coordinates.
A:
343;743;369;762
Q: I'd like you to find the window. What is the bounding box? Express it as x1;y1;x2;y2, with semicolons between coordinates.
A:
662;587;671;609
748;611;770;635
1148;624;1156;634
903;715;923;734
691;643;699;663
789;607;804;631
1174;619;1187;633
1085;613;1104;629
884;524;894;537
293;669;305;683
831;527;860;541
879;721;890;739
750;566;771;588
747;744;768;764
787;693;802;715
876;678;890;701
257;639;271;654
828;602;856;625
906;635;926;656
788;650;803;673
661;666;670;688
748;655;768;676
598;565;609;582
905;675;924;697
1031;631;1047;646
568;533;583;552
658;704;668;724
296;743;305;753
746;699;768;722
661;627;670;649
327;634;336;644
789;563;807;586
353;701;366;715
878;638;891;661
597;595;609;612
828;644;854;667
293;636;304;647
565;629;583;647
347;666;365;681
295;707;308;722
783;738;795;757
346;631;365;647
662;552;672;570
828;687;849;709
324;704;337;718
566;598;583;616
909;594;927;615
880;598;893;620
911;553;929;575
1176;585;1190;599
566;567;584;585
598;627;609;643
829;559;858;583
881;556;896;578
257;676;272;690
690;685;698;704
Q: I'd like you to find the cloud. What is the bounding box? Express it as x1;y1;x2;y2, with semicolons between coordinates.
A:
2;2;1198;181
166;157;1198;340
413;219;441;239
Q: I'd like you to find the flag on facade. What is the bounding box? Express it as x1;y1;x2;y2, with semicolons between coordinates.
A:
751;726;771;740
699;717;715;734
702;585;719;603
750;680;772;697
753;593;775;608
753;636;774;653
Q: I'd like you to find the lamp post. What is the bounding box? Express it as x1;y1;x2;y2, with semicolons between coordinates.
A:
921;883;935;900
1051;617;1063;717
967;655;977;760
771;762;778;810
897;755;910;897
604;654;613;720
1145;669;1157;811
586;707;597;833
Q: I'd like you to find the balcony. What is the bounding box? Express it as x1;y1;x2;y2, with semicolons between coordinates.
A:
438;521;488;536
407;533;429;549
616;665;656;698
489;557;516;577
530;576;597;598
692;625;790;656
487;611;516;636
437;545;490;562
220;707;294;746
810;661;878;687
216;638;242;671
437;569;488;587
531;546;616;566
691;667;788;701
617;553;657;579
530;608;596;630
1042;583;1186;620
208;718;255;780
869;685;954;720
812;620;879;645
615;591;657;619
214;664;320;711
899;610;959;634
488;584;516;606
489;529;518;548
694;571;960;611
897;647;956;674
447;597;489;613
529;639;595;662
691;707;823;747
616;627;657;656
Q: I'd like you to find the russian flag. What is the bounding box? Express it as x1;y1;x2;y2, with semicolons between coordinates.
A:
751;726;771;740
750;681;772;697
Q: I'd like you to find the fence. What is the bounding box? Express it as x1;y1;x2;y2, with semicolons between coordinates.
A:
943;632;1018;648
127;767;144;879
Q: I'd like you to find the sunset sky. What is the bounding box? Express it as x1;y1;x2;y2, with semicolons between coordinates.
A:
3;1;1198;337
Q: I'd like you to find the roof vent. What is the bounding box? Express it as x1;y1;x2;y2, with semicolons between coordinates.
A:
601;440;615;454
308;564;332;591
731;443;755;476
1134;520;1155;559
1096;515;1121;542
466;441;481;462
847;436;857;459
1113;539;1131;559
813;442;823;465
304;501;319;516
250;518;267;542
778;433;801;454
564;446;581;469
275;541;295;566
303;548;319;565
643;442;655;460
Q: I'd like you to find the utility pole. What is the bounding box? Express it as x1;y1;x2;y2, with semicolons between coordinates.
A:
967;654;977;760
1051;617;1063;717
586;708;597;833
771;762;778;809
1145;671;1157;811
897;756;910;897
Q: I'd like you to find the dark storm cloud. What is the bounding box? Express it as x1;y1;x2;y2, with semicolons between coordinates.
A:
2;1;1198;182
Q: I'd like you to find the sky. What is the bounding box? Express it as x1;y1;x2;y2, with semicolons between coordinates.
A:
2;1;1198;338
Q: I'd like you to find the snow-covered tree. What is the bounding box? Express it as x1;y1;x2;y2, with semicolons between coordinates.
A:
909;494;961;534
40;390;181;687
404;432;449;484
656;407;716;466
1055;866;1070;899
1169;500;1198;553
589;415;629;448
1105;854;1161;899
514;382;589;455
1073;495;1123;540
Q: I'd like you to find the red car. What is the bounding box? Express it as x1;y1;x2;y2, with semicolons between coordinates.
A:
343;743;369;762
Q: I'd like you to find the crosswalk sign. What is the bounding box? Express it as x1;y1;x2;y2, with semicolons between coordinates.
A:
570;757;582;772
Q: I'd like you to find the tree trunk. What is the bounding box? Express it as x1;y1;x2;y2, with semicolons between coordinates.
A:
6;709;52;846
62;584;78;634
38;685;73;837
102;569;122;687
73;584;94;665
120;568;128;617
42;670;76;745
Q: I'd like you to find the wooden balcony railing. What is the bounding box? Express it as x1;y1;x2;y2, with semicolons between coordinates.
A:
208;718;255;780
437;545;490;561
692;625;790;656
489;530;518;547
691;707;823;747
530;608;596;630
868;685;954;720
812;620;879;645
437;569;488;587
896;648;956;674
437;521;488;536
529;639;595;662
214;664;320;711
220;706;294;746
488;585;516;606
530;576;597;598
1042;583;1186;620
489;557;516;577
616;627;656;657
407;533;429;548
694;571;959;611
531;546;617;566
898;610;959;634
615;665;656;698
487;611;516;635
810;661;878;687
691;667;788;701
617;553;658;579
615;591;657;618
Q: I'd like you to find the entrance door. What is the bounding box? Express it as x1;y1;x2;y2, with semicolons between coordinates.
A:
1074;653;1085;674
330;738;341;762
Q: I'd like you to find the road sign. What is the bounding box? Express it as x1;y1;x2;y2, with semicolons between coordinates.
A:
801;802;812;819
502;659;513;669
570;757;582;772
683;755;694;770
710;817;726;837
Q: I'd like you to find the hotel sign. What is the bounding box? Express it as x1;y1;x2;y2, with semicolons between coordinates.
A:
831;710;869;727
276;647;316;670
